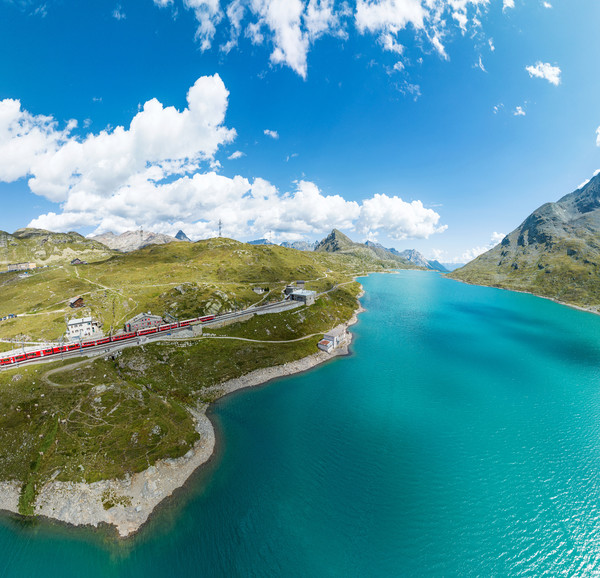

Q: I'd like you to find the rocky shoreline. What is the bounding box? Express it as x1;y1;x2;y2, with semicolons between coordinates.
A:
448;276;600;317
0;292;365;538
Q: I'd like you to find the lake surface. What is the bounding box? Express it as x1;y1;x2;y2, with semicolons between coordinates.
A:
2;271;600;576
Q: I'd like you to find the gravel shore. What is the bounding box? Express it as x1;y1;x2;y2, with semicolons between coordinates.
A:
0;293;364;538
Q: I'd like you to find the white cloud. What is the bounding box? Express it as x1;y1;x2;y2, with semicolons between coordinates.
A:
264;128;279;139
493;103;503;114
113;4;126;19
184;0;223;51
490;231;505;244
222;0;245;52
29;172;445;243
577;169;600;190
475;55;486;72
0;99;72;182
526;61;561;86
513;106;525;116
542;1;552;7
355;0;491;62
355;0;426;35
578;178;590;190
305;0;344;41
502;0;514;11
3;78;445;243
228;150;245;159
0;75;235;202
380;32;404;54
356;194;447;240
250;0;309;78
459;231;505;263
149;1;499;79
488;37;495;51
596;126;600;147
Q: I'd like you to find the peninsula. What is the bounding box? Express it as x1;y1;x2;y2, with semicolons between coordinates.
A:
0;228;414;536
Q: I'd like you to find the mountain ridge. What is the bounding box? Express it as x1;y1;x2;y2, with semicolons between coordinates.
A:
92;230;182;252
451;172;600;308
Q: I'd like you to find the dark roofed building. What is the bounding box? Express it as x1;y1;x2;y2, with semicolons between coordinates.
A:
125;312;164;332
69;296;84;308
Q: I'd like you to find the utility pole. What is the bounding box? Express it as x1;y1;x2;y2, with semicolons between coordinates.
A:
218;219;222;238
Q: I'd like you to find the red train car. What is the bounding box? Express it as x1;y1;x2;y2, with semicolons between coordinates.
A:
138;327;159;336
111;332;136;342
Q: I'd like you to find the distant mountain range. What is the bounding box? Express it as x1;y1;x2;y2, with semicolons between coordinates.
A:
365;242;449;272
314;229;424;269
247;238;275;245
91;230;187;252
0;224;449;275
451;172;600;307
280;240;318;251
439;263;465;272
261;233;446;271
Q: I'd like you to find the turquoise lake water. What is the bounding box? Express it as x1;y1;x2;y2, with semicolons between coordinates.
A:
3;271;600;576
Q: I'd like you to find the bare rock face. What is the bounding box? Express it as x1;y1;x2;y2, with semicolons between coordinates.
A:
91;230;181;253
451;172;600;306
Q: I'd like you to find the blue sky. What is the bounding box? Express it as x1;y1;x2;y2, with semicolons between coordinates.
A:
0;0;599;262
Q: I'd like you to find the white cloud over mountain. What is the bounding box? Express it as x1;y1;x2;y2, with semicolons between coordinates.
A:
151;0;506;77
461;231;505;262
0;76;445;242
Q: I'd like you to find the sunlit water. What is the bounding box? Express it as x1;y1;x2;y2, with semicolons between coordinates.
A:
2;271;600;576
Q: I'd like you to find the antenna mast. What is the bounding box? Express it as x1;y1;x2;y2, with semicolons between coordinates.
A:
218;219;222;238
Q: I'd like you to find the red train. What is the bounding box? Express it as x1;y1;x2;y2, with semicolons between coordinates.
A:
0;315;215;368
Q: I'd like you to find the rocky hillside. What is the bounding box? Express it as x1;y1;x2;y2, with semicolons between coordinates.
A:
92;230;181;252
451;173;600;307
316;230;419;269
0;228;113;267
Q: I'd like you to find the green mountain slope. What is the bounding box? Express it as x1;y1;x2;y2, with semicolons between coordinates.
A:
0;228;113;268
0;235;392;343
450;173;600;308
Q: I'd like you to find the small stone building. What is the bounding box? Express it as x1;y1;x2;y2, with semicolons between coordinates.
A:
290;289;317;306
125;312;164;332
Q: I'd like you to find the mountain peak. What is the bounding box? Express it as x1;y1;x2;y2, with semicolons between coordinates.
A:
315;229;354;252
175;230;191;242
